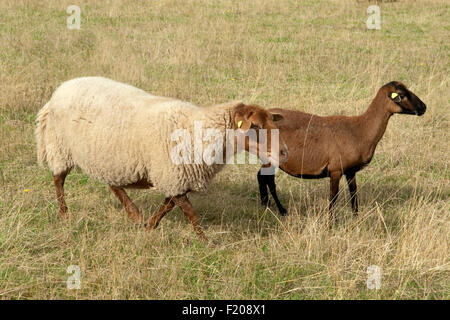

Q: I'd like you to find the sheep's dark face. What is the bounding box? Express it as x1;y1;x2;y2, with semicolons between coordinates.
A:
233;103;289;166
386;81;427;116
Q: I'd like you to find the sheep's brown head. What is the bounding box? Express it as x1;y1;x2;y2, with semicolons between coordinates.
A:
384;81;427;116
232;103;288;166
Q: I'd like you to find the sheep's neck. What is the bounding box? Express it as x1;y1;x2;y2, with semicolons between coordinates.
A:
357;93;392;160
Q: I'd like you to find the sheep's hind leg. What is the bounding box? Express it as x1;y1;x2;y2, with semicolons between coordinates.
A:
329;171;342;223
53;170;70;218
173;194;207;242
145;197;175;230
110;186;144;224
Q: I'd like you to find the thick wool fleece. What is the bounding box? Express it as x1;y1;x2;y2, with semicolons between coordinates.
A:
36;77;238;196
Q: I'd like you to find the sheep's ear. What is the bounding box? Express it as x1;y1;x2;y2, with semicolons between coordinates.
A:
271;113;284;122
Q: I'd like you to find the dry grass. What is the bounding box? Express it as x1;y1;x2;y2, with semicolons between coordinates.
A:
0;0;448;299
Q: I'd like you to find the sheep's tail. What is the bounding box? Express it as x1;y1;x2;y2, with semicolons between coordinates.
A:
35;101;51;166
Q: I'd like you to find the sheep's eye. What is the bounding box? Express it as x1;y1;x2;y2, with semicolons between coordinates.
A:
250;123;260;130
393;94;403;103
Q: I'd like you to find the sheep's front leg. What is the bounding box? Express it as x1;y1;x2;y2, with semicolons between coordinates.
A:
345;172;359;216
267;174;287;216
257;168;270;207
258;166;287;215
145;197;175;230
110;186;144;223
329;171;342;220
173;194;207;242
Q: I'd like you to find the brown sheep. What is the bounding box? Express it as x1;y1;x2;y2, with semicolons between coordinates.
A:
257;81;427;219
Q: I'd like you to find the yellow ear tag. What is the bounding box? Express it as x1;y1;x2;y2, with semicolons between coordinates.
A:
391;92;398;99
238;120;242;128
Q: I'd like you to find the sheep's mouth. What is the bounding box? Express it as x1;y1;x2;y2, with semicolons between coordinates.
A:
257;152;279;167
399;108;416;115
400;103;426;116
259;153;288;168
258;149;288;167
415;108;426;116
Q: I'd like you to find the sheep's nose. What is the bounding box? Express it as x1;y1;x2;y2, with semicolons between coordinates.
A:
416;102;426;116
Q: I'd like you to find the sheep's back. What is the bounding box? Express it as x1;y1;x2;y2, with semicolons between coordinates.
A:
44;77;224;196
46;78;187;186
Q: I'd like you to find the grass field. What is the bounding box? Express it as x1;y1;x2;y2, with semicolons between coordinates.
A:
0;0;448;299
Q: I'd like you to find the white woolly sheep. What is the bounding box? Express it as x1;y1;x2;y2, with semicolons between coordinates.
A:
36;77;287;241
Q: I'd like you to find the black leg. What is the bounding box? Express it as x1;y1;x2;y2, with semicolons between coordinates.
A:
257;168;269;207
258;166;287;216
345;172;359;216
266;174;287;215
